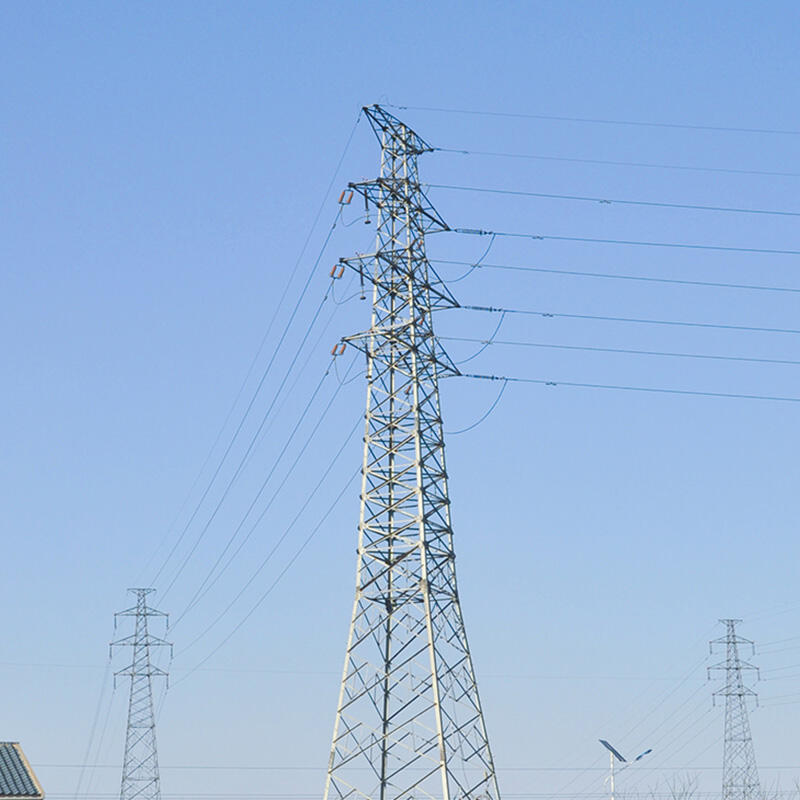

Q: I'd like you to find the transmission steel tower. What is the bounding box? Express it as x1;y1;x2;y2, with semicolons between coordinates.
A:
709;619;761;800
111;588;172;800
323;105;500;800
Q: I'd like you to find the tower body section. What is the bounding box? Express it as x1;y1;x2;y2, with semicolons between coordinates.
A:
112;588;171;800
709;619;761;800
324;106;500;800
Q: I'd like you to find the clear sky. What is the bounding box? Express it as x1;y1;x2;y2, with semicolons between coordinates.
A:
3;4;800;800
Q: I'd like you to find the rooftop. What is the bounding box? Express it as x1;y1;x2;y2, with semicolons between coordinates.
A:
0;744;44;800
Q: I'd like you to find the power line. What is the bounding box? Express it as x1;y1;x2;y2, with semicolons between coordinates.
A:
444;234;498;284
760;635;800;648
446;379;508;435
753;644;800;656
0;661;708;679
170;424;362;678
459;303;800;336
46;795;800;799
431;183;800;218
615;658;710;760
73;659;112;800
150;221;341;591
387;103;800;136
540;630;716;799
237;294;350;475
146;110;362;587
565;686;709;800
173;467;361;686
82;681;118;800
435;146;800;180
623;694;712;790
441;335;800;368
172;354;359;627
761;698;800;707
453;227;800;256
452;312;506;366
38;764;800;772
625;713;720;795
170;358;338;626
461;372;800;404
157;278;337;601
432;258;800;295
743;599;800;623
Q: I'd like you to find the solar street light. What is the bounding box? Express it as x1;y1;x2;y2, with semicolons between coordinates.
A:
599;740;652;800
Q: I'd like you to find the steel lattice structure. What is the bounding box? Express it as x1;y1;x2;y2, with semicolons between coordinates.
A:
709;619;761;800
323;105;500;800
112;588;172;800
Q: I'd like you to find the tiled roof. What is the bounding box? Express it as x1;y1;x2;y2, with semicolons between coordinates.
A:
0;743;44;799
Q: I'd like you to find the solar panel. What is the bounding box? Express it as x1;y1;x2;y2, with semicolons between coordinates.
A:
598;739;627;762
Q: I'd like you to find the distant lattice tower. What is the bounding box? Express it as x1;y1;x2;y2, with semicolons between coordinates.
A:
111;589;172;800
323;105;500;800
709;619;761;800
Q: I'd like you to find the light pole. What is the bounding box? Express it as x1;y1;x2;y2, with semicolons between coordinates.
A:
599;739;652;800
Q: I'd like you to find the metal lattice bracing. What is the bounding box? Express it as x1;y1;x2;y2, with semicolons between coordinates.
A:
709;619;761;800
112;589;172;800
323;105;500;800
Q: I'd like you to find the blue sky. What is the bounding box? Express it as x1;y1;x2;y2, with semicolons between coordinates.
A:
3;4;800;800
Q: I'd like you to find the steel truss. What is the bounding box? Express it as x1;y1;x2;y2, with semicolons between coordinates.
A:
323;105;500;800
112;588;172;800
709;619;761;800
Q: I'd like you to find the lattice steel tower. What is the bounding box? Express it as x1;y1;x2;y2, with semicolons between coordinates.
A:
323;105;500;800
709;619;761;800
111;588;172;800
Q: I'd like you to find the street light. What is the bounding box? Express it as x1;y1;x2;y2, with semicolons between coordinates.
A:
598;739;652;800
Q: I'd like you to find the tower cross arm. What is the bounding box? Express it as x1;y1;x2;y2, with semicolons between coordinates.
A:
710;635;755;651
348;179;450;233
111;633;173;649
338;253;460;311
708;659;760;675
114;663;169;679
114;606;168;619
341;328;461;378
